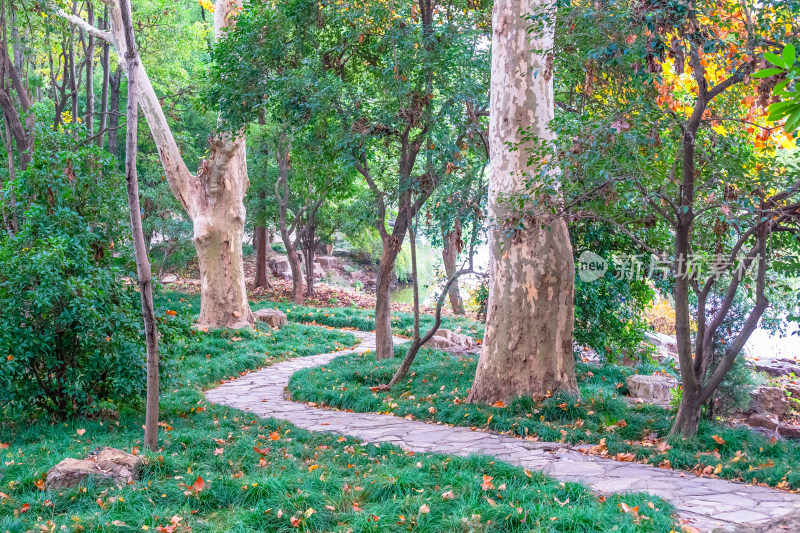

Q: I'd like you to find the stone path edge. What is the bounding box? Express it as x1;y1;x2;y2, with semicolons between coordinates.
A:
205;328;800;533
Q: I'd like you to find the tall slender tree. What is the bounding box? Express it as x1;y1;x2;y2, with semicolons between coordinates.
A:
118;0;159;451
467;0;578;404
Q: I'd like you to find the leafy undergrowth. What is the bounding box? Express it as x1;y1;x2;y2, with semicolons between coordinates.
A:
290;345;800;491
253;300;485;340
0;305;674;532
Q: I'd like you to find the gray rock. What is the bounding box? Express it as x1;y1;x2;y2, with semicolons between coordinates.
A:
625;374;679;403
269;256;290;275
160;274;178;283
450;332;476;349
752;359;800;378
426;335;451;349
645;331;678;363
253;308;288;329
46;448;141;490
434;329;452;341
750;386;790;418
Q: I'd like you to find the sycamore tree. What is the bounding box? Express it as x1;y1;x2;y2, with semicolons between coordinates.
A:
466;0;579;404
53;0;255;329
548;0;800;436
209;0;490;359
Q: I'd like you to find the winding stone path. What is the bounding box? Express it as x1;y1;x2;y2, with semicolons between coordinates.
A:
206;329;800;532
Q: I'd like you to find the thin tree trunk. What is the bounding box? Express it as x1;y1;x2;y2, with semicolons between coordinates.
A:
375;244;400;359
84;2;95;135
98;7;110;148
467;0;577;404
302;222;316;296
68;36;78;126
1;114;16;233
119;0;159;452
108;67;121;158
254;224;270;288
442;220;465;314
274;133;303;303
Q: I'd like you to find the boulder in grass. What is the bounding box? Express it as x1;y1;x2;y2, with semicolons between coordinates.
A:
434;329;452;341
424;330;477;351
46;448;141;490
450;332;476;350
426;335;451;349
625;374;679;404
253;308;288;329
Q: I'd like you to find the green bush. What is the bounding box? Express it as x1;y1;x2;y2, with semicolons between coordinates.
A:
0;124;191;420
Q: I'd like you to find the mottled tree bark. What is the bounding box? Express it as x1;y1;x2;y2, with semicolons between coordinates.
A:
467;0;577;404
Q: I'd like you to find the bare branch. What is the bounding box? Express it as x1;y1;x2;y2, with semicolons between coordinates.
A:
49;4;113;43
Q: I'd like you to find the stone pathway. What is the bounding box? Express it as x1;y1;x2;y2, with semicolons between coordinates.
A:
205;329;800;532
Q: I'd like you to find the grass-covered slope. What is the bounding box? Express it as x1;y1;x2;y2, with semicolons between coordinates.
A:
290;345;800;490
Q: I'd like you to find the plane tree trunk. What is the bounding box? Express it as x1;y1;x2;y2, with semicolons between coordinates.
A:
467;0;578;404
56;0;255;329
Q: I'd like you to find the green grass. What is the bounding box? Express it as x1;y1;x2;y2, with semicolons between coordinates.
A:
0;296;676;532
290;344;800;491
253;300;485;340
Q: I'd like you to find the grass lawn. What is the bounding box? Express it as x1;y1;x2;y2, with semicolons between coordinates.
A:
290;344;800;491
251;298;485;340
0;295;675;532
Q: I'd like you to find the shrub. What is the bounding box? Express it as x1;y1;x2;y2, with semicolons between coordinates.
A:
0;125;190;420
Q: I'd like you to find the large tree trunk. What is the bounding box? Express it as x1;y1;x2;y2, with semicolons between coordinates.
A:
193;134;253;329
442;221;465;315
467;0;577;404
58;0;255;330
